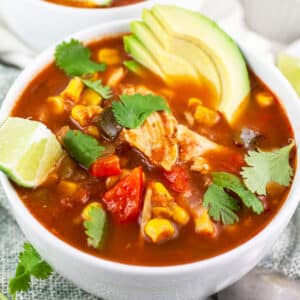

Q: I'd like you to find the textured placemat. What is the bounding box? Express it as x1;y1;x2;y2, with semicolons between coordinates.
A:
0;64;299;300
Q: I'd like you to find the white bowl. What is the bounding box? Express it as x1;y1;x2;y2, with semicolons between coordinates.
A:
0;0;152;51
1;19;300;300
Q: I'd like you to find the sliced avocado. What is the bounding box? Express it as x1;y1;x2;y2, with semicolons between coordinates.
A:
130;21;200;81
152;5;250;123
124;35;164;78
142;9;221;96
124;60;145;77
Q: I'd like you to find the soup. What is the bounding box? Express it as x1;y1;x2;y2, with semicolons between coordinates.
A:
44;0;144;8
1;6;296;266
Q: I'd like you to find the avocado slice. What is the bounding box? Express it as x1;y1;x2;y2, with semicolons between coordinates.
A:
152;5;250;123
124;35;165;79
142;9;221;96
130;21;199;81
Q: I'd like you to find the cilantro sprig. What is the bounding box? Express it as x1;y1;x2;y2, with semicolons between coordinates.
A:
82;79;112;99
83;204;107;249
9;243;53;297
241;141;295;195
63;130;105;168
112;94;171;129
204;172;264;225
55;39;106;76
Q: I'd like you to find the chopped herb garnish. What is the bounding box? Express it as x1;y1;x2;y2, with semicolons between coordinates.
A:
55;39;106;76
82;79;112;99
83;204;107;249
241;141;295;195
63;130;105;168
204;172;264;225
112;94;170;129
9;243;53;297
203;184;240;225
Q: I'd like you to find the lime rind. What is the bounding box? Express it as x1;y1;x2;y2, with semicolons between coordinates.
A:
0;117;63;188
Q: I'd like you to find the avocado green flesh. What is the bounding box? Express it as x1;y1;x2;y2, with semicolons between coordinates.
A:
130;21;199;80
142;9;221;96
152;5;250;122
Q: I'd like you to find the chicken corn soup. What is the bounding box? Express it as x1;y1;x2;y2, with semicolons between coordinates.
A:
0;6;296;266
44;0;144;8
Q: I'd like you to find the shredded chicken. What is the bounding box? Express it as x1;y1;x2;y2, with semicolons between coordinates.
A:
122;112;179;171
119;84;154;96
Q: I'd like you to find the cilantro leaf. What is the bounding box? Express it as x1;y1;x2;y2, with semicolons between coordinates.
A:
212;172;264;214
241;141;295;195
55;39;106;76
84;204;107;249
9;243;53;296
82;79;112;99
203;184;240;225
63;130;105;168
112;94;171;129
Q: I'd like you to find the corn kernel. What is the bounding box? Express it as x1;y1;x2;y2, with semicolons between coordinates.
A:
47;96;65;115
152;207;173;218
71;105;89;127
82;202;103;221
71;105;102;127
85;125;100;138
61;77;84;102
255;91;274;107
81;88;102;106
188;97;203;111
194;105;220;127
98;48;121;65
171;204;190;226
107;67;126;87
195;209;215;236
144;218;176;243
58;180;78;196
152;182;173;201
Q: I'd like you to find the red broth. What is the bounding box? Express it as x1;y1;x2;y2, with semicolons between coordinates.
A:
11;35;295;266
44;0;144;8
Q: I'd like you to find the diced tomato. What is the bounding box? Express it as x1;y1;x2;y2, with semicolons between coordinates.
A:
163;165;189;193
102;167;144;223
90;155;121;177
219;150;245;174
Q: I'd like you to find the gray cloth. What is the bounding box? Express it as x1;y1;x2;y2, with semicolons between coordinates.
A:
0;64;299;300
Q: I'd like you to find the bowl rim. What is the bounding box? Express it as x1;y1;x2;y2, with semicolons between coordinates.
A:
1;18;300;276
28;0;150;12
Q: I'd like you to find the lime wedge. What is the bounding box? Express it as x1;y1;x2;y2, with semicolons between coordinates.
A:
0;117;64;188
277;53;300;97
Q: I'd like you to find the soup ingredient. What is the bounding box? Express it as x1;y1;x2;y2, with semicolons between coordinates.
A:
55;39;106;76
144;218;176;243
213;172;264;214
125;5;250;123
124;60;145;77
62;130;105;168
277;53;300;97
204;184;240;225
82;202;107;249
97;107;122;141
122;112;178;171
98;48;121;65
255;91;274;107
163;166;189;193
142;9;221;94
102;167;144;222
204;172;264;225
242;142;295;195
9;243;52;296
0;117;63;188
61;77;84;102
89;155;121;177
236;127;260;149
82;79;112;99
112;93;170;129
71;104;102;127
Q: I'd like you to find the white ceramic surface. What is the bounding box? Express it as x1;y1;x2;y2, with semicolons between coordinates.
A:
0;0;152;51
241;0;300;43
1;19;300;300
